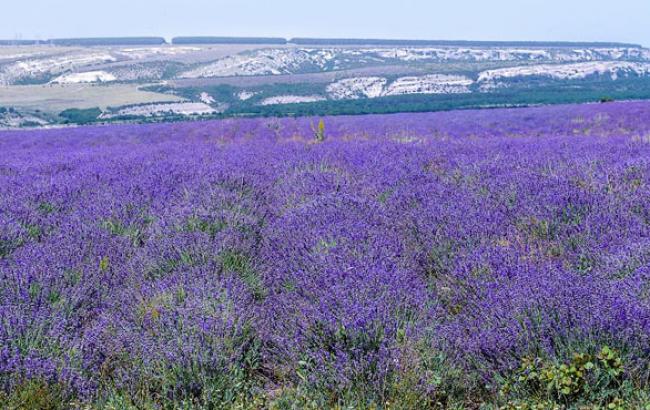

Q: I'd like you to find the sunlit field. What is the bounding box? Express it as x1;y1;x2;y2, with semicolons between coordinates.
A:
2;102;650;408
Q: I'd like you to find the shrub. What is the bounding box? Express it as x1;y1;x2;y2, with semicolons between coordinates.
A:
311;119;326;142
499;346;639;408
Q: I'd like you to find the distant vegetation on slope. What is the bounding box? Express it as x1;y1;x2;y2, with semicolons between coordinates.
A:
288;38;643;48
48;37;167;46
0;39;45;46
171;36;287;45
141;77;650;119
2;37;650;127
59;107;103;124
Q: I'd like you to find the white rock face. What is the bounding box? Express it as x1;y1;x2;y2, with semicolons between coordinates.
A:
326;74;473;100
105;64;166;82
327;77;387;100
237;91;257;101
0;51;117;85
199;92;215;104
373;48;551;61
179;46;650;79
0;112;49;128
371;47;650;62
478;61;650;89
259;95;326;105
385;74;473;95
180;49;330;78
105;102;218;117
50;70;117;84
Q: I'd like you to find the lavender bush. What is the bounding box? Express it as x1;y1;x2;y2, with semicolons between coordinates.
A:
1;102;650;408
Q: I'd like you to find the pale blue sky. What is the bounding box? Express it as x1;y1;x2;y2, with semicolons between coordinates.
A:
2;0;649;46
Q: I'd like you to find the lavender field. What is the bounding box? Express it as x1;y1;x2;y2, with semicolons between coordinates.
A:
1;102;650;409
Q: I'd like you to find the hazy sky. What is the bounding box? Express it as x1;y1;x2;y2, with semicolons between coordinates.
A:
2;0;649;46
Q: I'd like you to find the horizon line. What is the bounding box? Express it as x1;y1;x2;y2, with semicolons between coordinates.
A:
0;36;644;48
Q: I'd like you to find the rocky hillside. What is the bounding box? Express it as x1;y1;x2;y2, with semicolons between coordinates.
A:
2;39;650;126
